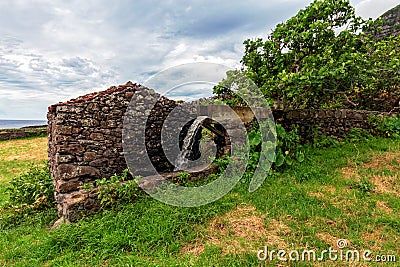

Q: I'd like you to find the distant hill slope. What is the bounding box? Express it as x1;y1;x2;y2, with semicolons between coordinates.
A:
374;4;400;40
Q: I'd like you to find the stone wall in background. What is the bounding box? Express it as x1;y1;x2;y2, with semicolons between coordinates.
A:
0;126;47;141
273;109;397;141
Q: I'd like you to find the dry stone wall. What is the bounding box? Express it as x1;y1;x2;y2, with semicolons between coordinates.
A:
273;109;397;140
48;82;183;222
0;126;46;140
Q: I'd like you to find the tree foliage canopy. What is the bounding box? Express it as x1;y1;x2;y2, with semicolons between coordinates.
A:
215;0;400;111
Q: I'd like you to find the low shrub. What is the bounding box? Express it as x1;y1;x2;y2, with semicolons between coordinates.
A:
345;127;373;142
312;135;340;148
7;162;54;210
274;124;304;168
242;123;304;182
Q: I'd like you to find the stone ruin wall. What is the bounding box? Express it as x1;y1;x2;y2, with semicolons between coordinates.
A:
273;109;397;141
48;82;397;222
0;126;47;141
48;82;186;222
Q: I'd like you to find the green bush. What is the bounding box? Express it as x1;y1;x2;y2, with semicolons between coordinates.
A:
172;171;191;186
274;124;304;168
246;123;303;171
7;162;54;210
312;135;339;148
345;127;373;142
368;115;400;138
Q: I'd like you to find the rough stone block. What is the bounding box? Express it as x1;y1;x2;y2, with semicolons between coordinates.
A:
86;103;100;111
57;126;73;135
82;118;99;127
57;154;75;163
58;143;85;154
57;164;100;180
90;133;104;141
56;179;82;193
84;152;97;161
56;105;83;113
89;159;108;167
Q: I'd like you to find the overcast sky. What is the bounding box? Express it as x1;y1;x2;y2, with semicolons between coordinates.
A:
0;0;398;119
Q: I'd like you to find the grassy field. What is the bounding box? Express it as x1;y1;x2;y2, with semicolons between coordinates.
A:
0;136;399;266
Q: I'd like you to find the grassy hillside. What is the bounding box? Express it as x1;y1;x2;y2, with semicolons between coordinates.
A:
0;136;399;266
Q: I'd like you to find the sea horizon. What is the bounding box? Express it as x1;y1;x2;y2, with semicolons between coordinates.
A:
0;119;47;129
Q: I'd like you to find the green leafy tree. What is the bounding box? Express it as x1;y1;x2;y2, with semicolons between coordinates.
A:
228;0;400;111
359;35;400;111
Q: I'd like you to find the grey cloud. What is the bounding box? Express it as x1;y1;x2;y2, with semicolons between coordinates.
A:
29;57;50;72
61;57;100;76
0;36;119;118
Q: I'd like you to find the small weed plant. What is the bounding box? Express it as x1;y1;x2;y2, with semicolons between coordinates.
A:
88;169;143;208
274;124;304;168
351;177;376;193
173;171;191;186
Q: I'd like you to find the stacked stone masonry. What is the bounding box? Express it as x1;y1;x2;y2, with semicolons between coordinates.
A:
273;109;397;141
0;126;46;141
48;82;183;222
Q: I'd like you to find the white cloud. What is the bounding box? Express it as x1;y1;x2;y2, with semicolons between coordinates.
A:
352;0;400;19
0;0;397;119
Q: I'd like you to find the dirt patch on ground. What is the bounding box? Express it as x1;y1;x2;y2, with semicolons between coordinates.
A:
307;186;357;215
362;228;388;251
341;151;400;197
0;137;47;162
308;192;326;199
308;186;337;200
375;201;393;214
363;153;399;171
323;186;336;194
180;204;290;256
316;233;351;250
371;175;400;197
341;166;360;181
342;151;400;181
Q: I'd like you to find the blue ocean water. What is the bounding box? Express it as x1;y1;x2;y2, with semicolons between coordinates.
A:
0;120;47;129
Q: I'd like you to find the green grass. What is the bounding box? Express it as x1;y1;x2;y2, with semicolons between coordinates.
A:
0;137;399;266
